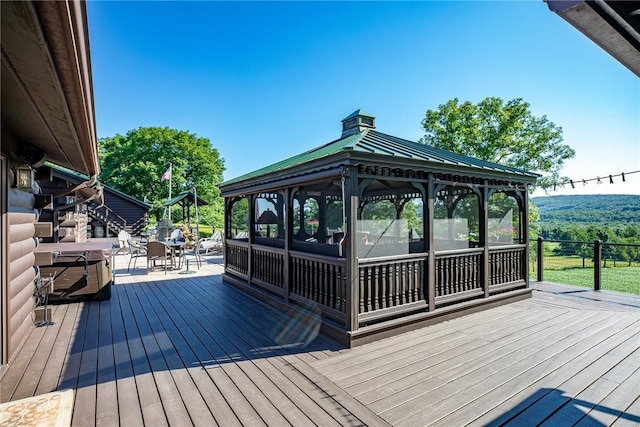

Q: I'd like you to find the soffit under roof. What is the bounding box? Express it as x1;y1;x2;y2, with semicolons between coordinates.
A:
546;0;640;77
1;1;99;176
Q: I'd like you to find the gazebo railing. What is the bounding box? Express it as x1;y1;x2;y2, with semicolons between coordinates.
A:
226;240;249;278
290;251;347;315
489;244;527;287
358;253;427;319
252;245;285;291
435;248;483;300
225;240;528;330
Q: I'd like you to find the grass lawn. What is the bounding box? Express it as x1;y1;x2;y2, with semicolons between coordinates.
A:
148;222;216;238
533;267;640;295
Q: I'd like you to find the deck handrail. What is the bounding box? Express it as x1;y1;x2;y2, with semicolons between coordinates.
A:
533;237;640;292
435;247;484;257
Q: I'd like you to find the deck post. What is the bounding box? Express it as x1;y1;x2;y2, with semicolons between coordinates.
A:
537;237;544;282
594;239;601;291
345;165;359;332
426;173;436;311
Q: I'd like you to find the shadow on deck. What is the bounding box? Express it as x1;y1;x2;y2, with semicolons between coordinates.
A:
1;253;638;426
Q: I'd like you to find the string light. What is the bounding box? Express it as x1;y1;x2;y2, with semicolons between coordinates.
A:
534;170;639;191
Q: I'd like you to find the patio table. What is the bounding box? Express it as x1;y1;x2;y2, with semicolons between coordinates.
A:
162;240;185;269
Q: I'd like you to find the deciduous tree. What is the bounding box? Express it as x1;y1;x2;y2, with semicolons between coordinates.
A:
99;127;225;222
420;97;575;189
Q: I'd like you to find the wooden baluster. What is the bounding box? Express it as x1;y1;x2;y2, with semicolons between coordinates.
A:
321;263;327;306
359;265;366;313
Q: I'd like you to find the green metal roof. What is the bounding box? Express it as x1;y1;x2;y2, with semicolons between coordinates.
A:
48;162;151;209
163;190;209;207
222;132;362;185
221;128;539;188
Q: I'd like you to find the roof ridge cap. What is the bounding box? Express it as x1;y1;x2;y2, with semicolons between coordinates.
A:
343;128;368;149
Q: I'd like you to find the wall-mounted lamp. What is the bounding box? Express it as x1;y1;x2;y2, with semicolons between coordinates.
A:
14;165;34;190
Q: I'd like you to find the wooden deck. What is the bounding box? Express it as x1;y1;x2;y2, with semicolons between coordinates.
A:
1;252;639;426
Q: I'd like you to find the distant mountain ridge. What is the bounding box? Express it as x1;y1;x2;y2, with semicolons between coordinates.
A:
532;194;640;225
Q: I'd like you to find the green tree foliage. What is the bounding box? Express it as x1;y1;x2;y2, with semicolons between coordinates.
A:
419;97;575;188
230;197;249;233
99;127;225;223
532;195;640;225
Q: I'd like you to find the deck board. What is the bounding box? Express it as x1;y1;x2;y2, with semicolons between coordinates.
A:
109;285;145;427
442;318;640;426
157;277;331;425
389;313;636;425
333;309;574;392
2;254;638;427
116;285;168;426
0;304;66;401
34;303;77;396
10;304;70;400
94;299;118;426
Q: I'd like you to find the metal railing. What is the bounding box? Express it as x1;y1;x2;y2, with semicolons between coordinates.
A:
88;204;127;236
532;237;640;293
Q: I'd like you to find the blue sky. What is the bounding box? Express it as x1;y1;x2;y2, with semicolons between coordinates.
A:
88;1;639;196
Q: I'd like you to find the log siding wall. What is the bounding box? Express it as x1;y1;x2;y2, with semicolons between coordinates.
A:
5;184;37;363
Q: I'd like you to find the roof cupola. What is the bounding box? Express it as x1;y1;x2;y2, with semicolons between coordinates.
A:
341;109;375;138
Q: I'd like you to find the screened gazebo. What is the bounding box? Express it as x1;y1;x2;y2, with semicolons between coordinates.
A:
220;110;539;347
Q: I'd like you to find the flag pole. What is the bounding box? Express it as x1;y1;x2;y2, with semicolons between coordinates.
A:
168;163;172;222
193;186;200;241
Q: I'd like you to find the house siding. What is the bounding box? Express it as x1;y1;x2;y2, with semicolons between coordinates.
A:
5;182;37;363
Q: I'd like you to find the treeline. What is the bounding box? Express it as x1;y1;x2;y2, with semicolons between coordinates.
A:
532;194;640;225
531;194;640;263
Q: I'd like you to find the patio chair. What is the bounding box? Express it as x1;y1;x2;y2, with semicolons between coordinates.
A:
179;238;203;270
169;228;185;242
115;230;131;255
127;238;147;272
146;241;172;274
200;232;224;254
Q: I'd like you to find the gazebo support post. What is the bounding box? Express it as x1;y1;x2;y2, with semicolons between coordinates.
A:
482;180;490;298
426;173;436;311
223;198;231;270
248;194;256;285
345;165;359;333
298;192;306;239
283;188;291;303
317;196;327;243
522;189;530;286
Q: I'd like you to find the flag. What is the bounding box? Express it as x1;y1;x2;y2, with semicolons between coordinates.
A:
161;166;171;182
